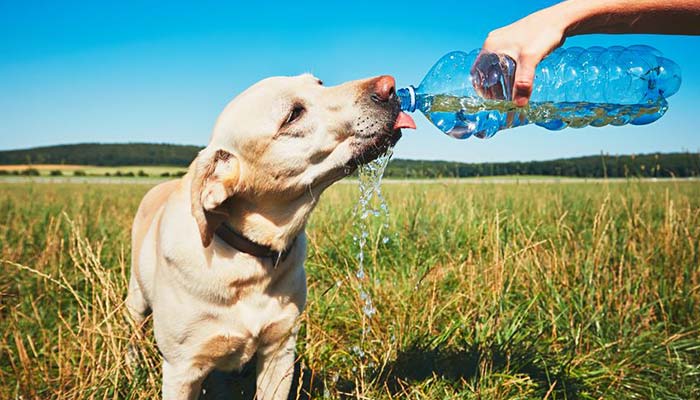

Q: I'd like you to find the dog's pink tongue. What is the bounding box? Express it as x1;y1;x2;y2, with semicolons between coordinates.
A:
393;112;416;130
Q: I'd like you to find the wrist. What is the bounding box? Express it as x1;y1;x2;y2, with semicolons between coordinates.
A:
558;0;618;37
548;0;604;38
529;1;577;40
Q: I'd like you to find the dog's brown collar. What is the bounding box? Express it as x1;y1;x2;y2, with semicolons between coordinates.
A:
214;221;295;266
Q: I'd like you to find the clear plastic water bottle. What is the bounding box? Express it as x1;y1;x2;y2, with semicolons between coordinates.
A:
397;45;682;139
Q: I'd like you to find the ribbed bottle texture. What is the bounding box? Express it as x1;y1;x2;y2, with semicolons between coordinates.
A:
397;45;681;139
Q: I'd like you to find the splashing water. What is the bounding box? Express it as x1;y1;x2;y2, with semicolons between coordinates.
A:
347;147;394;392
353;147;393;319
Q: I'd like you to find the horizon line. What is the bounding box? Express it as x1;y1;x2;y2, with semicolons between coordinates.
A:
1;141;699;165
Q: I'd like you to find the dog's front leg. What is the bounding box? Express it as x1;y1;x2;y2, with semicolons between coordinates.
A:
255;332;297;400
162;359;208;400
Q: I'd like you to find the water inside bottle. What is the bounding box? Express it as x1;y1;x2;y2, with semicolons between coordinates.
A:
423;94;669;139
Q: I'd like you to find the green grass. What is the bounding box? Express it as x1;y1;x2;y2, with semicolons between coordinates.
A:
1;181;699;399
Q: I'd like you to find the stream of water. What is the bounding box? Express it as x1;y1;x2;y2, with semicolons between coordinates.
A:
350;147;393;376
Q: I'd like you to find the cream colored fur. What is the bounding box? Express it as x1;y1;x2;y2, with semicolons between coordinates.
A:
126;74;402;399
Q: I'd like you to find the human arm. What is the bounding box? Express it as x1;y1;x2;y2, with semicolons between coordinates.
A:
481;0;700;106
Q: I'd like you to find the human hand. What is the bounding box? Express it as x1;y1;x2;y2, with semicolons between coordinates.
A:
480;7;568;106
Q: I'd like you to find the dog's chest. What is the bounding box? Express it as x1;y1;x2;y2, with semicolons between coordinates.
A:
158;230;307;371
195;286;301;372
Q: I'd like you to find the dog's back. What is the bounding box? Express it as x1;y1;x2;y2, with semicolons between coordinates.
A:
127;179;180;327
131;180;180;280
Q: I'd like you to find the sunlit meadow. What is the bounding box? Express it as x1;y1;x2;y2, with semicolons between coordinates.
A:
1;180;699;399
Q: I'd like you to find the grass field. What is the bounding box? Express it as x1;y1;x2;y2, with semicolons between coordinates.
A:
1;180;699;399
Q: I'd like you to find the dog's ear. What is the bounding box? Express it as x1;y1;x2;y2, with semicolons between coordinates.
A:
190;148;241;247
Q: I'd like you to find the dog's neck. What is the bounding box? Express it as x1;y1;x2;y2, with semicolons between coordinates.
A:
222;191;320;252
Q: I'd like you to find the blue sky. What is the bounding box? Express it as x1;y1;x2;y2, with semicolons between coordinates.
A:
1;0;698;162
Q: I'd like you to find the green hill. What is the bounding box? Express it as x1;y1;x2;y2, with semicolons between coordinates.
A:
1;143;699;178
0;143;202;167
385;152;700;179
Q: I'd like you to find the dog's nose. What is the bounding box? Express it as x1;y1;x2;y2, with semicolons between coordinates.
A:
371;75;396;103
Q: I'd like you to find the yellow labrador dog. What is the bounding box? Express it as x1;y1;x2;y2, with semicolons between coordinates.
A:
126;74;415;399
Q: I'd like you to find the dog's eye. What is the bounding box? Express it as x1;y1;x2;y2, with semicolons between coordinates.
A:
285;104;305;125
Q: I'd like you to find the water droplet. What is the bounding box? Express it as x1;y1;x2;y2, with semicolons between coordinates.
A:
363;304;377;317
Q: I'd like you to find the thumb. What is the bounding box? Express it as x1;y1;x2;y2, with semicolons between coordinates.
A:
513;52;539;107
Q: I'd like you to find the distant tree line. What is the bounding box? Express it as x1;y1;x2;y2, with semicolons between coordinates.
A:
385;153;700;178
0;143;202;166
1;143;699;178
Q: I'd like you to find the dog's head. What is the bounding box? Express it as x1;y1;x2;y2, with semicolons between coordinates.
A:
190;74;415;247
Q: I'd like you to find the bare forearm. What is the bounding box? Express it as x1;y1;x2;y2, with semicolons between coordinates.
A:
556;0;700;36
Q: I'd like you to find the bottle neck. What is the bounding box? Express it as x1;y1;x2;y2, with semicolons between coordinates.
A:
396;86;416;112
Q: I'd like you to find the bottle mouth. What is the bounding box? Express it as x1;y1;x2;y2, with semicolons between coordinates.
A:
396;86;416;112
